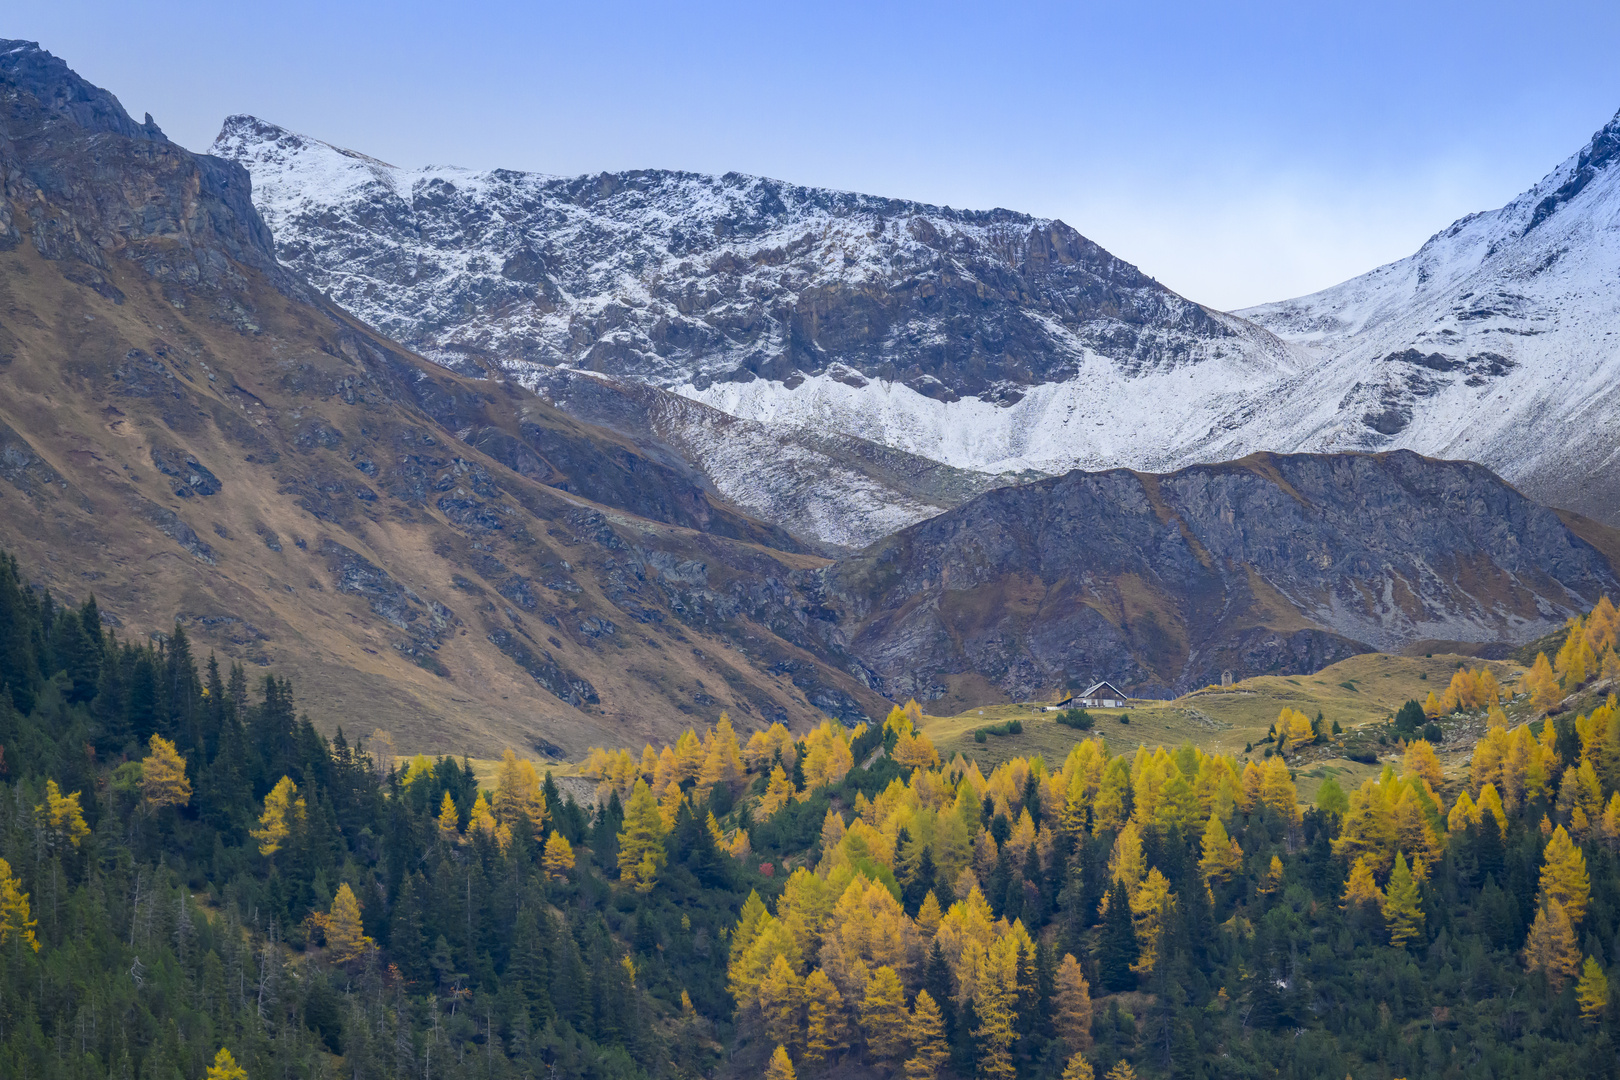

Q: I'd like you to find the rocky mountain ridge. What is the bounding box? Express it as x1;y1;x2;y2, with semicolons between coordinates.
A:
822;450;1620;708
217;107;1620;534
211;116;1300;543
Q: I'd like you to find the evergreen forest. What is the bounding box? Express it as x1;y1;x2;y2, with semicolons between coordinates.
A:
0;549;1618;1080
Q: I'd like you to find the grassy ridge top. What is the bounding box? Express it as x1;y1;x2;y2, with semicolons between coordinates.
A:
919;651;1524;787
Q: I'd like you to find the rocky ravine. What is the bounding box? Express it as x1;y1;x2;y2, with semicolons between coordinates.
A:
516;367;1041;551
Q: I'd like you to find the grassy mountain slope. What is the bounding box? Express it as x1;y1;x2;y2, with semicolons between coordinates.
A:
0;41;889;756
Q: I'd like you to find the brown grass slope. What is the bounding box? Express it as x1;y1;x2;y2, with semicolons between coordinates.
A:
0;42;888;756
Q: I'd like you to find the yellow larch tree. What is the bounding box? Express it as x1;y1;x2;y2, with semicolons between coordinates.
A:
1391;788;1440;867
917;890;944;940
673;729;705;783
617;779;668;893
652;745;681;794
1257;854;1285;897
1342;856;1383;913
1523;899;1581;988
542;832;575;879
759;952;805;1051
1525;652;1561;711
35;780;90;854
1107;819;1146;899
893;727;941;769
1105;1063;1139;1080
764;1043;797;1080
1383;852;1424;948
140;734;191;810
974;937;1019;1080
802;723;855;790
1446;790;1479;834
1556;623;1595;689
803;967;847;1068
1556;758;1603;828
1537;825;1590;925
1276;708;1315;755
651;781;682;833
1054;952;1093;1051
0;857;39;952
1603;791;1620;845
1257;757;1301;826
1403;739;1443;792
1129;868;1175;975
467;791;510;850
759;765;796;818
492;749;546;837
1476;784;1508;832
905;989;949;1079
436;791;461;843
251;777;305;856
1423;690;1442;717
1333;778;1396;875
1576;957;1609;1024
1061;1053;1096;1080
727;891;771;1000
403;754;434;786
326;882;372;963
205;1048;248;1080
1198;815;1243;890
860;964;910;1066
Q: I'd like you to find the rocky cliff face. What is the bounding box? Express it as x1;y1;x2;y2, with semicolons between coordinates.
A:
823;451;1620;706
0;43;294;301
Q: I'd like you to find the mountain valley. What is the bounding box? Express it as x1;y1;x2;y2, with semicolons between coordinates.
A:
2;41;1617;755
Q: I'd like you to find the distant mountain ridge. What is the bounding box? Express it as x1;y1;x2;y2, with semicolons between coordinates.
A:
218;108;1620;535
211;116;1300;544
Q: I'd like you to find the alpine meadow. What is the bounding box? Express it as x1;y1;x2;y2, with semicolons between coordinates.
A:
1;26;1619;1080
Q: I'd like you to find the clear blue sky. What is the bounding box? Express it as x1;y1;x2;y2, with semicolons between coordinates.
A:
12;1;1620;309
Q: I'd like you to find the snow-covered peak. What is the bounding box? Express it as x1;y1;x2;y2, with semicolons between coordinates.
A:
1240;104;1620;522
213;114;1294;397
216;104;1620;541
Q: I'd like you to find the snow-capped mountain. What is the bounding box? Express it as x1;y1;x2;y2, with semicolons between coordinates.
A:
210;117;1298;483
1241;109;1620;522
214;107;1620;537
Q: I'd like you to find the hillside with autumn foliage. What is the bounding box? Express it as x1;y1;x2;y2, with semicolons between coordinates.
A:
1;543;1619;1080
